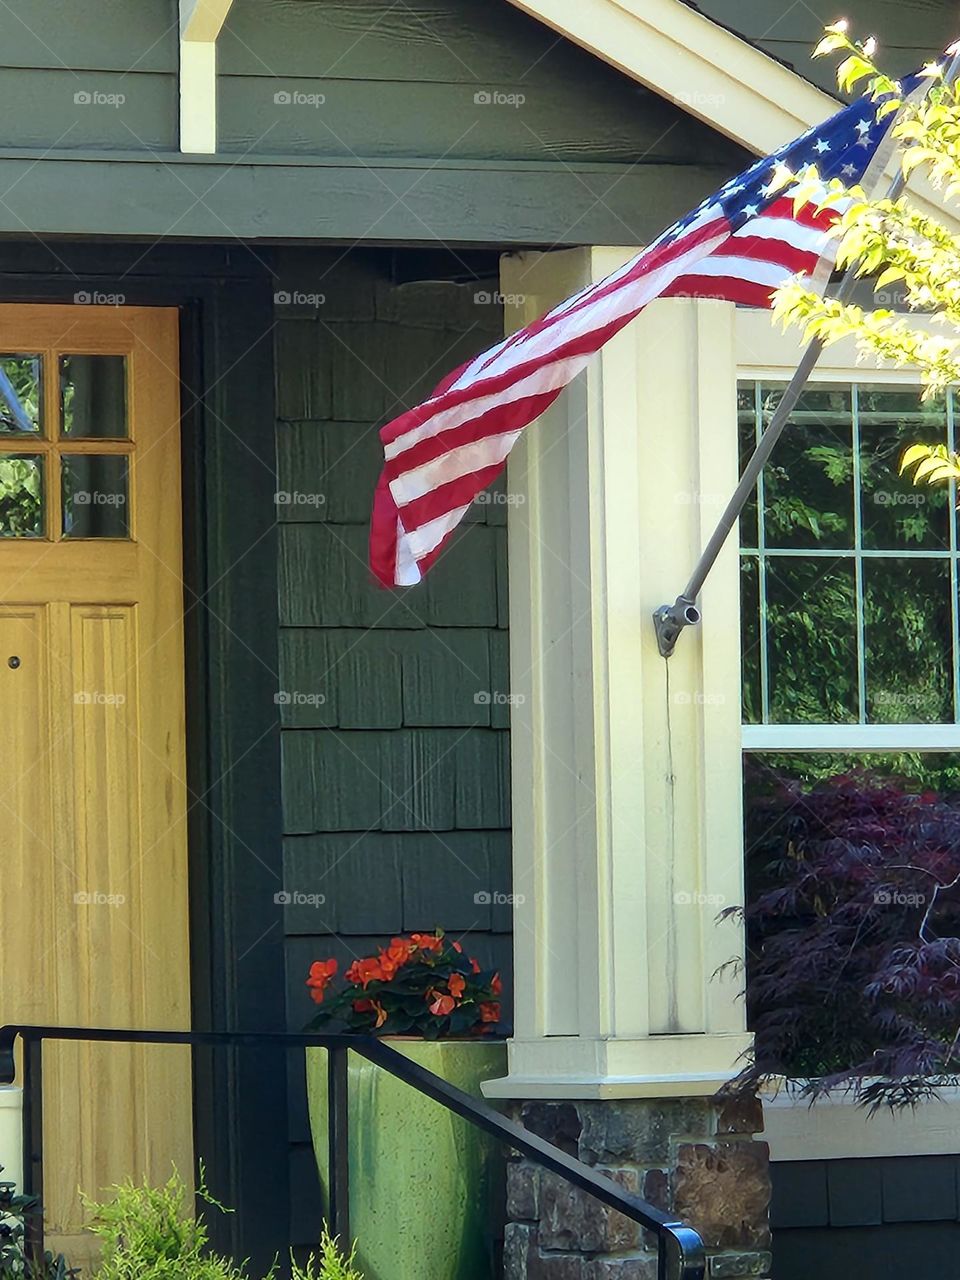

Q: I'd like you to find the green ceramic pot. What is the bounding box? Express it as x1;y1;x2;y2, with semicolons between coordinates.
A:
306;1039;507;1280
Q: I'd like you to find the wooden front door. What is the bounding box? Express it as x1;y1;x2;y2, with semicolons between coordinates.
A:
0;304;192;1263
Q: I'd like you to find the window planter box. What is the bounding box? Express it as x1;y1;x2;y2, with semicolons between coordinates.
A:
762;1080;960;1161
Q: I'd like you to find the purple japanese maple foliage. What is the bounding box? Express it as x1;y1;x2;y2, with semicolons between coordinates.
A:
734;762;960;1107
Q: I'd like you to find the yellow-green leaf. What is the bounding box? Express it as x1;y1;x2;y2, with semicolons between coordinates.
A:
900;443;933;473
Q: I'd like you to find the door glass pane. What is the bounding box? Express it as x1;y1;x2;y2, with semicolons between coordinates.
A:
0;455;43;536
0;355;42;434
60;355;127;438
864;558;953;723
62;455;129;538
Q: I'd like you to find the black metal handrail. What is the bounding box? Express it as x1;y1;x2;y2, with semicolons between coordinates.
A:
0;1025;705;1280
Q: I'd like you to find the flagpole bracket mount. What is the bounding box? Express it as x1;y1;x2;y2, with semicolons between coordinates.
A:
653;596;701;659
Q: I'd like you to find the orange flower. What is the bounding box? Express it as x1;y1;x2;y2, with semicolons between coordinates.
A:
491;973;503;996
371;999;388;1029
470;958;481;975
353;998;374;1014
378;936;415;978
412;932;444;954
428;989;456;1017
345;957;384;988
306;958;338;1005
479;1001;500;1023
448;973;466;999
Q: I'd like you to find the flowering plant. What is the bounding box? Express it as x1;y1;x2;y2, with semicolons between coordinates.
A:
305;931;502;1038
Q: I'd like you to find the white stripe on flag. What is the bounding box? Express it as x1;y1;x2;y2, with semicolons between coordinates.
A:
675;255;807;288
391;429;525;506
731;216;830;253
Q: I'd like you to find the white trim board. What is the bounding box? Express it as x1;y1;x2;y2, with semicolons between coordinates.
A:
764;1087;960;1161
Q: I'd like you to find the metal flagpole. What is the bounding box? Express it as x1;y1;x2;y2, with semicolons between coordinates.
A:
653;46;960;659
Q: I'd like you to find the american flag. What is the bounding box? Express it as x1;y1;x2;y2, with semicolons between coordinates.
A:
370;81;916;587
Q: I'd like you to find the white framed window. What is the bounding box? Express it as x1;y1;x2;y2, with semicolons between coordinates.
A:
737;312;960;1155
737;311;960;755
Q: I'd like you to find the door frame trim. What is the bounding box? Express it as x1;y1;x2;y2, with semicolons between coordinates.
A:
0;246;288;1272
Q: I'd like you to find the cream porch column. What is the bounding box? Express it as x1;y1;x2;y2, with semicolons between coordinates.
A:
485;249;752;1099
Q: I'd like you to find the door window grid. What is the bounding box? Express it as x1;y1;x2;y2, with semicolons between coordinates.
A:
0;352;131;540
740;378;960;730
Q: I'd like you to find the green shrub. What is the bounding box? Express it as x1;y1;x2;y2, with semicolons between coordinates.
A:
290;1230;363;1280
85;1169;255;1280
82;1168;362;1280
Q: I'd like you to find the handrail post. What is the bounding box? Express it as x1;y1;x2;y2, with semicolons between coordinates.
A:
22;1034;45;1270
326;1043;350;1247
659;1224;707;1280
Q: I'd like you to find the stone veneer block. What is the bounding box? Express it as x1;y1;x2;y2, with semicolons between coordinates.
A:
674;1142;772;1249
539;1168;641;1253
708;1251;773;1278
504;1096;771;1280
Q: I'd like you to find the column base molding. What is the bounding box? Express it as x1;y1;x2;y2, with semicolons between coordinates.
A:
483;1033;754;1100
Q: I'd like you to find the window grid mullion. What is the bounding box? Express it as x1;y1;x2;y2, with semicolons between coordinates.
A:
852;384;867;725
755;380;770;725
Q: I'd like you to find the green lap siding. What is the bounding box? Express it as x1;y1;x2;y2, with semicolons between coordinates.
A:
218;0;745;167
0;0;750;242
696;1;954;93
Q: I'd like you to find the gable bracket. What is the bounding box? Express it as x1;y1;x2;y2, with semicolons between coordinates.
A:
179;0;236;154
